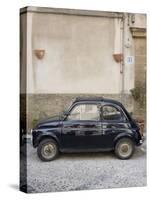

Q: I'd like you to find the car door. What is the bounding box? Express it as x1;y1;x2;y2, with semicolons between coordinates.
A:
61;103;102;150
100;104;129;149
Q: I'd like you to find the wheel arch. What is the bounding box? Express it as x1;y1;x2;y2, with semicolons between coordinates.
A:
38;133;60;147
113;133;135;147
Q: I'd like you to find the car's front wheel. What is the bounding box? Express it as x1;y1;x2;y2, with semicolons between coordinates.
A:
114;138;134;159
37;138;59;161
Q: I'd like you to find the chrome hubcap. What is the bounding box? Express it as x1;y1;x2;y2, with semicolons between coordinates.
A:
121;144;129;153
119;143;132;158
42;143;56;159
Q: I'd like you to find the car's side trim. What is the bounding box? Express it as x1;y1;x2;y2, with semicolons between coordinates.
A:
60;147;113;153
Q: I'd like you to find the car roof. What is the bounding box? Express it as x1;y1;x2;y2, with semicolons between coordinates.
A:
71;97;131;121
74;97;122;106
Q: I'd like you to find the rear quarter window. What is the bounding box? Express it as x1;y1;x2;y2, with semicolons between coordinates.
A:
102;105;125;121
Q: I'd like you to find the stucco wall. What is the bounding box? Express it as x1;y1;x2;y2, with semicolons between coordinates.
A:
20;13;27;94
27;11;123;94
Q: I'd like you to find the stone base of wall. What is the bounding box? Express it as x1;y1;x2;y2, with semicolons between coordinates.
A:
25;93;145;129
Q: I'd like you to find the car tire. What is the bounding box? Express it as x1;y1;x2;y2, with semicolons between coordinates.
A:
114;138;134;159
37;138;59;161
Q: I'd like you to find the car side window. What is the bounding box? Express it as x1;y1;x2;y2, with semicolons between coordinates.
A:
102;105;124;121
67;104;99;121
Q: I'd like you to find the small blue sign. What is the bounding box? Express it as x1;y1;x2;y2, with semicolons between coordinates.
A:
126;56;134;64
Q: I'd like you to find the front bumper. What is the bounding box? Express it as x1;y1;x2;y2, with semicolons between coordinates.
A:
137;136;145;146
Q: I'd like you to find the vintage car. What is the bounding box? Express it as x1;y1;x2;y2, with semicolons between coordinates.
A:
32;97;143;161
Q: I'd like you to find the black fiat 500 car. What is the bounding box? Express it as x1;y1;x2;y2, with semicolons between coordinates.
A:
32;97;143;161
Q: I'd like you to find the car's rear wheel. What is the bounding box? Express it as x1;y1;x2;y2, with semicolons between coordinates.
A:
114;138;134;159
37;138;59;161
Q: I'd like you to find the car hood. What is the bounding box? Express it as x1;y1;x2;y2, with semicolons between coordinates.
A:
35;115;63;128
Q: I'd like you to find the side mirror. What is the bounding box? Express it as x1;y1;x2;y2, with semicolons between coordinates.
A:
63;111;69;116
62;111;70;121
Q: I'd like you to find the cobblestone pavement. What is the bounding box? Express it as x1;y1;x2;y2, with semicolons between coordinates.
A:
25;141;146;193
